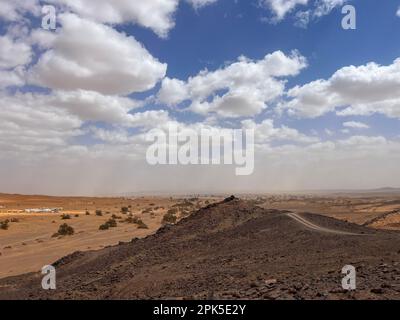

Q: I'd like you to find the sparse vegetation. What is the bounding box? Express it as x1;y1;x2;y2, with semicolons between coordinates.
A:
96;210;103;216
181;210;191;217
10;218;19;223
99;218;117;230
86;211;90;215
124;216;148;229
162;210;177;224
99;223;109;231
137;220;148;229
121;207;129;214
61;214;71;220
52;223;75;237
0;220;10;230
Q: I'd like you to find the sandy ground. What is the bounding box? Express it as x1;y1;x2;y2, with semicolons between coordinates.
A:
255;193;400;228
0;194;220;278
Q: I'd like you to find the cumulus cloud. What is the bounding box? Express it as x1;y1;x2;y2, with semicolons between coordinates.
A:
0;92;83;155
29;14;167;95
158;51;307;118
0;34;32;69
48;0;178;38
0;0;40;22
49;0;218;38
260;0;347;26
0;69;25;88
281;58;400;119
343;121;369;129
47;90;143;126
261;0;309;21
313;0;346;17
242;118;319;144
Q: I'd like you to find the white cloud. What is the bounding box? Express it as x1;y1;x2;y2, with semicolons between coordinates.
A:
48;90;143;126
313;0;346;17
343;121;369;129
0;92;83;154
261;0;309;21
48;0;179;38
0;69;25;88
0;34;32;69
242;118;319;143
261;0;348;26
158;51;307;118
397;6;400;17
49;0;219;38
294;10;311;28
0;0;40;22
282;58;400;119
30;14;167;95
187;0;218;10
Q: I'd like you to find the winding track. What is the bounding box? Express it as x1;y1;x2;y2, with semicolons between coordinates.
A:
286;212;366;236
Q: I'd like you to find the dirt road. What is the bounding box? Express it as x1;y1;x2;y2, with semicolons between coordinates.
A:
286;212;366;236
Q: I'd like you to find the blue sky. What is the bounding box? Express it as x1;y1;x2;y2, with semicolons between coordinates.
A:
1;0;400;195
122;0;400;138
127;0;400;81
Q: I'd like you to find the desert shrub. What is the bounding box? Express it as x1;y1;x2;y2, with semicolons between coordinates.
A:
136;220;149;229
53;223;74;237
0;220;9;230
142;208;152;214
85;211;90;215
99;223;109;231
112;214;122;220
124;216;148;229
75;214;79;218
107;218;117;227
99;218;117;230
61;214;71;220
181;210;190;217
11;218;19;223
125;216;139;224
162;212;177;224
95;210;103;216
121;207;129;214
167;208;178;215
